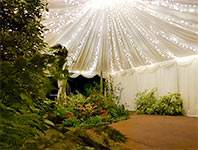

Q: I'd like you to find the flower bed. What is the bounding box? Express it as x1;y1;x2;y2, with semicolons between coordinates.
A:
46;91;129;128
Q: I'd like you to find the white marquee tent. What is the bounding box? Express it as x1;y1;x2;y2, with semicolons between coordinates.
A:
42;0;198;116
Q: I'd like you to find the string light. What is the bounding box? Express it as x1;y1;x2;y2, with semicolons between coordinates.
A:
42;0;198;75
67;9;98;67
90;11;105;72
139;0;198;13
112;8;134;68
109;9;123;71
107;13;115;73
133;2;198;32
115;7;153;64
121;8;173;59
149;25;198;52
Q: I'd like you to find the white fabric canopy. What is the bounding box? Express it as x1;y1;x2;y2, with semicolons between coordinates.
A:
42;0;198;77
113;55;198;117
42;0;198;116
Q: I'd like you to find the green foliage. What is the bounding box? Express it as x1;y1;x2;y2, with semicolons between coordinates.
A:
47;44;70;82
104;105;129;120
88;90;115;108
0;104;48;150
27;125;126;150
135;88;158;114
64;93;90;107
0;1;70;149
0;0;47;61
135;88;184;115
47;91;129;128
82;116;111;126
101;126;127;143
62;117;80;127
105;76;123;104
155;93;184;115
0;55;53;109
72;125;127;150
84;81;100;96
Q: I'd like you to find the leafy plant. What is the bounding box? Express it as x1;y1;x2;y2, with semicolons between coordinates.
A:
84;81;100;96
105;76;123;105
0;0;47;61
46;91;129;128
62;117;80;127
104;105;129;120
0;1;70;149
135;88;158;114
135;88;184;115
156;93;184;115
0;104;48;149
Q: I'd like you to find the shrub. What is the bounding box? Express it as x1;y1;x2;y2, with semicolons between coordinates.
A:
46;91;129;128
135;88;158;114
135;88;184;116
0;104;46;149
62;117;80;127
64;94;89;108
156;93;184;115
104;104;129;118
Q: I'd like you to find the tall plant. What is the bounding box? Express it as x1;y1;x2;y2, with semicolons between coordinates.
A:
105;76;123;104
0;0;69;149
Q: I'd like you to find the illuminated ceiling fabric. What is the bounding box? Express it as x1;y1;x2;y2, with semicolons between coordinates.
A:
42;0;198;77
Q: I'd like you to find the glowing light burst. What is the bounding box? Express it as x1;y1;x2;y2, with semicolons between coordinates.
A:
89;0;123;8
42;0;198;76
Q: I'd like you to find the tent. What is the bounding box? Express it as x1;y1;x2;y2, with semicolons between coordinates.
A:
42;0;198;116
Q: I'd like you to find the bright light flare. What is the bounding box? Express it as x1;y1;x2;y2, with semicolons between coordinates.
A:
89;0;124;8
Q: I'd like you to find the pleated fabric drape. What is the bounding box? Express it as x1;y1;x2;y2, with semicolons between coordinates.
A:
113;56;198;117
42;0;198;77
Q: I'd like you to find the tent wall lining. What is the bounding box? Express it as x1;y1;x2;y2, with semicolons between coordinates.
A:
113;55;198;117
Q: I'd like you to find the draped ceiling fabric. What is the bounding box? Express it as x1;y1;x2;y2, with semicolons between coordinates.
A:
41;0;198;77
42;0;198;116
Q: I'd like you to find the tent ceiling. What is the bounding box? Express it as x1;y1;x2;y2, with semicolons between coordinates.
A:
42;0;198;77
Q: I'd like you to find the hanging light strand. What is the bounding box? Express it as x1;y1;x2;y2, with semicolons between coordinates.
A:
67;9;98;67
90;11;105;72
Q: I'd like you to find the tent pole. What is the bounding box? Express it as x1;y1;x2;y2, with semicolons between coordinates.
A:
100;71;103;95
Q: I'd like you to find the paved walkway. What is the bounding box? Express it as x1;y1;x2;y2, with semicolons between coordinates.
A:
111;114;198;150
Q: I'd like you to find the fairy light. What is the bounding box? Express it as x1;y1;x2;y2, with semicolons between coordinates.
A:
43;4;88;35
65;9;94;48
109;9;123;71
64;0;83;7
116;8;153;64
90;11;105;72
107;13;115;73
67;10;98;67
131;15;176;58
140;0;198;13
132;14;198;54
149;25;198;52
43;0;198;74
124;11;172;59
113;10;134;68
134;3;198;32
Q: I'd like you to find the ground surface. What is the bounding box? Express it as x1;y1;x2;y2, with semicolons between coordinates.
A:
111;114;198;150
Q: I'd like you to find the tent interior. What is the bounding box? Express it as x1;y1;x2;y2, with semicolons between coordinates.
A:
42;0;198;117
